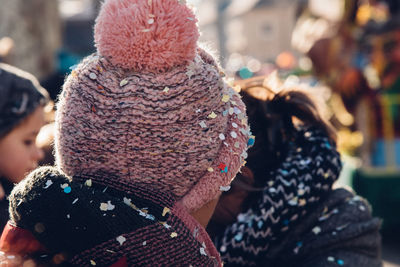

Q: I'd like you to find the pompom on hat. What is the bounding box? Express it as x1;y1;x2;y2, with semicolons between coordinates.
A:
55;0;252;213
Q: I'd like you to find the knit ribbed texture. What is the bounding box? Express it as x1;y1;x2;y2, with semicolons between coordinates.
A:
214;127;343;266
55;49;250;212
9;166;221;266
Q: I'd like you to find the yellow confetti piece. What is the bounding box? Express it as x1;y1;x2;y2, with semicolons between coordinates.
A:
222;94;230;103
170;232;178;238
71;70;77;77
90;260;96;266
207;167;214;172
120;79;129;87
100;203;108;211
299;199;306;206
162;207;170;217
208;112;217;119
85;179;92;187
142;29;151;32
163;87;170;93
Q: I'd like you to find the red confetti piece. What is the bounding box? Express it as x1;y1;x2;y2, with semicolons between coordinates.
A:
218;163;226;170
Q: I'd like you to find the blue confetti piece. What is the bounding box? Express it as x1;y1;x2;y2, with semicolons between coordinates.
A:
283;219;290;226
247;137;255;147
337;259;344;265
257;221;263;229
234;233;243;242
296;241;303;247
64;186;72;194
325;141;332;149
221;166;228;173
281;170;289;175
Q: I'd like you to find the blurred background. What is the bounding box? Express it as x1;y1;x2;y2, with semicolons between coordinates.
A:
0;0;399;265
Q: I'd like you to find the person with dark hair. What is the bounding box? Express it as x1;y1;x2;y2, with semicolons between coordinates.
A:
0;63;49;231
208;76;382;267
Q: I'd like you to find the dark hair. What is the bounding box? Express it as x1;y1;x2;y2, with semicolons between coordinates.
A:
238;76;337;188
0;63;49;138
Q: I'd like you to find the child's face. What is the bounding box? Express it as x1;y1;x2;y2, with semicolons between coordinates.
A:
0;106;46;183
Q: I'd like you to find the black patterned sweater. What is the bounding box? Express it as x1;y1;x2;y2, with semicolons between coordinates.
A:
214;127;343;266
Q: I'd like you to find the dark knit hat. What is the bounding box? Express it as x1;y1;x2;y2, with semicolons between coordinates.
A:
0;63;49;138
8;166;221;266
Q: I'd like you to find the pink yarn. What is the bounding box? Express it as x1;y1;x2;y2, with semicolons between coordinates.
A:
95;0;199;71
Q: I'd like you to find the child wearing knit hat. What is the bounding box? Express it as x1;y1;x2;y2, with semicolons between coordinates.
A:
0;0;252;266
208;77;382;267
0;63;49;230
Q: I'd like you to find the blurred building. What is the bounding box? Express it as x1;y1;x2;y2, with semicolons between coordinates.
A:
196;0;298;64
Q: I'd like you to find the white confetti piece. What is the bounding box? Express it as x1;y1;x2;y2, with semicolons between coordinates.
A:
116;235;126;245
219;133;225;140
327;257;335;262
89;73;97;80
163;87;169;93
60;183;68;189
107;201;115;210
232;122;238;128
220;185;231;192
199;121;207;128
143;241;147;246
200;247;207;256
148;18;154;24
142;29;151;32
207;167;214;172
312;226;321;235
44;180;53;189
230;131;237;138
234;142;240;148
288;197;298;206
123;197;131;206
72;198;79;204
170;232;178;238
90;260;96;266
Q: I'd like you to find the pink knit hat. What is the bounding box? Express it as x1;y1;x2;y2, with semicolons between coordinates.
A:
55;0;252;213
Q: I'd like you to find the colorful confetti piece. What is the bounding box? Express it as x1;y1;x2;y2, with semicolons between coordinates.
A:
162;207;170;217
120;79;129;87
116;235;126;245
220;185;231;191
44;180;53;189
89;73;97;80
208;112;217;119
